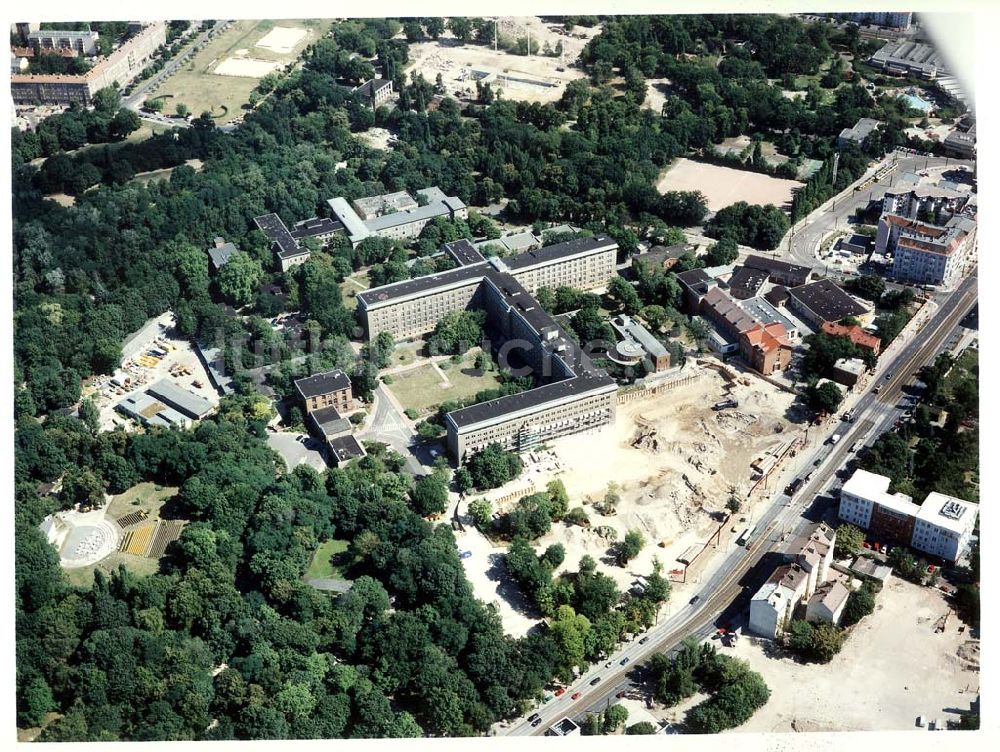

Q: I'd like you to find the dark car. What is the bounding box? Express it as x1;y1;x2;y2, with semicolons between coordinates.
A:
527;713;540;723
689;595;701;606
638;636;649;645
589;677;602;686
620;657;630;666
531;718;543;727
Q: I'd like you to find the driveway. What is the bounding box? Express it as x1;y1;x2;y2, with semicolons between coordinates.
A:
266;432;327;473
359;385;429;475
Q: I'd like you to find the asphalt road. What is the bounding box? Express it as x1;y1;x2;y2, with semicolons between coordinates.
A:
124;22;222;112
780;151;976;270
501;270;977;737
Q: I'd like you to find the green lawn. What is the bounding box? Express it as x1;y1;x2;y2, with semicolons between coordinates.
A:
151;19;323;124
387;349;504;417
306;539;350;580
106;482;179;519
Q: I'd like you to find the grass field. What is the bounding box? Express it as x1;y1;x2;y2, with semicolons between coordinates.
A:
152;19;323;124
387;349;504;416
106;482;179;519
63;550;162;589
306;539;350;580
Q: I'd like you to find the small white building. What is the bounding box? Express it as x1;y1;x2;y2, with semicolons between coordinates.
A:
805;581;851;625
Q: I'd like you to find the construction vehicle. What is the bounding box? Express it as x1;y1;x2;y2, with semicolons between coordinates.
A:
713;398;739;411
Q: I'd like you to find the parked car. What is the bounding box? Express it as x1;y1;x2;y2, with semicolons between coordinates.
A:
620;657;630;666
531;718;543;727
638;636;649;645
459;550;472;559
589;677;602;686
689;595;701;606
616;691;627;699
571;692;582;700
554;688;565;697
527;713;539;723
605;661;613;669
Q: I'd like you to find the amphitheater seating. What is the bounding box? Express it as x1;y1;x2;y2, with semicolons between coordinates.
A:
147;521;185;558
115;510;149;528
119;524;155;556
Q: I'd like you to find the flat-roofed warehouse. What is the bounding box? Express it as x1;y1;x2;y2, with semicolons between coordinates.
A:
145;379;216;420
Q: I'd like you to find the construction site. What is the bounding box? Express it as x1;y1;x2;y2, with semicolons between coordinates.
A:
455;362;808;631
405;18;599;104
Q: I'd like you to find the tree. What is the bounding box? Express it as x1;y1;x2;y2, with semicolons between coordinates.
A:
809;623;845;662
607;276;642;315
410;471;449;516
144;97;164;112
726;496;741;514
626;721;657;734
841;582;876;627
704;237;739;266
176;103;190;118
465;443;523;490
844;275;885;302
449;17;473;41
834;524;864;559
468;498;492;529
808;381;844;414
604;704;629;732
618;529;645;565
217;252;263;308
429;310;486;355
18;676;56;727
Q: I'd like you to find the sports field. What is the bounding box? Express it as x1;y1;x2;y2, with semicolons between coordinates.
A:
154;19;322;123
657;158;804;212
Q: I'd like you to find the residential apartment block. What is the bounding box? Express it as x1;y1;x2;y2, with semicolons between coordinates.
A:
877;212;977;286
839;469;978;562
11;22;166;105
750;523;839;638
357;236;620;461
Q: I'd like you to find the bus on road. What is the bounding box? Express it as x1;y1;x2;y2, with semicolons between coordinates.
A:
736;524;757;547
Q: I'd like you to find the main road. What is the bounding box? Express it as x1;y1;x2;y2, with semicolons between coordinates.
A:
779;150;975;270
500;269;977;737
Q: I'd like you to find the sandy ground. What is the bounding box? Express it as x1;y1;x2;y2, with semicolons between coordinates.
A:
658;158;804;212
255;26;308;54
641;77;673;114
214;57;282;78
84;311;221;432
405;19;599;104
456;363;802;634
356;127;395;151
725;577;979;732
